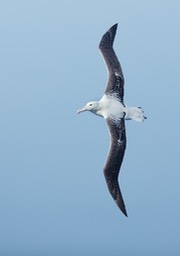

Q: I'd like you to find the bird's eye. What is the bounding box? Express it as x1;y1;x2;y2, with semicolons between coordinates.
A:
89;104;92;106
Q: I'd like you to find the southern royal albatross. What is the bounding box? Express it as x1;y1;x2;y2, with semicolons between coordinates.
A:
77;24;146;217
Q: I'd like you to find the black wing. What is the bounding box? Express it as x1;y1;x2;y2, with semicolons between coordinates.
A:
99;23;125;104
104;117;127;217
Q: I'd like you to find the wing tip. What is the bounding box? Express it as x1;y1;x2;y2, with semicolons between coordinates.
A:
115;198;128;217
110;23;118;33
99;23;118;49
107;23;118;34
121;206;128;217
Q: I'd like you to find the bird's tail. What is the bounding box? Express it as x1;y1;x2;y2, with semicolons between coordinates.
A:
125;107;147;122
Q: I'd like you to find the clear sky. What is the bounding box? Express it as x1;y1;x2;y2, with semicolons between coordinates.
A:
0;0;180;255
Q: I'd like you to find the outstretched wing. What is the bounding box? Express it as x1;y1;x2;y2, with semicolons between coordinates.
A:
99;23;125;104
104;117;127;217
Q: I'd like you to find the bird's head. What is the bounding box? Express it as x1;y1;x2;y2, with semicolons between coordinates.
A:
77;101;99;114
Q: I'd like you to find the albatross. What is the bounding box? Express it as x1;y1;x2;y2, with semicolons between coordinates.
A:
77;24;146;217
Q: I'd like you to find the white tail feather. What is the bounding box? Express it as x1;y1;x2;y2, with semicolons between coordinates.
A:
125;107;146;122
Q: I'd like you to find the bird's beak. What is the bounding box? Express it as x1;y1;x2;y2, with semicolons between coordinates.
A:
77;106;87;114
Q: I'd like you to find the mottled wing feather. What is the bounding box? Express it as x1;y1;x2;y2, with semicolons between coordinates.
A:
104;117;127;217
99;23;124;103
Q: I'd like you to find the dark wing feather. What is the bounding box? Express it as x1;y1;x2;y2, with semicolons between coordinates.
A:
99;23;125;104
104;117;127;217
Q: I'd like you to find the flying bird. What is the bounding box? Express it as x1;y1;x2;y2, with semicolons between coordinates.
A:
77;24;146;217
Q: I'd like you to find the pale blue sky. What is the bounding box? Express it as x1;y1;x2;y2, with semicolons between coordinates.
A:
0;0;180;255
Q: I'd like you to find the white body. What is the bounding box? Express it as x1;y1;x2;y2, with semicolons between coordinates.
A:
81;94;146;122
